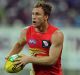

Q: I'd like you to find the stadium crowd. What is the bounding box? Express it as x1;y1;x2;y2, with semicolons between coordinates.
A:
0;0;80;27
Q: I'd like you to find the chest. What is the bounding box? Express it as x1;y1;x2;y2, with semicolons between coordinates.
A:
27;32;52;48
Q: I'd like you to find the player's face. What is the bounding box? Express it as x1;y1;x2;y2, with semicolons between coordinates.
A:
32;7;48;28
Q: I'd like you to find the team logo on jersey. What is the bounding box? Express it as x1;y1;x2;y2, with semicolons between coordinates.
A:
28;39;36;45
42;40;51;48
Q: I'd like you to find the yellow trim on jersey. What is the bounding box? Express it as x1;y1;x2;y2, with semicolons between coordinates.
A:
29;48;46;56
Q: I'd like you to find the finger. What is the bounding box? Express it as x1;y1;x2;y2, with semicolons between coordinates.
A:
19;54;26;57
14;58;21;61
14;61;21;65
5;57;8;61
16;63;23;68
5;57;9;61
5;56;9;60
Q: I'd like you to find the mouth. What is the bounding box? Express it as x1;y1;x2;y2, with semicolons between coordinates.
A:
32;21;37;25
33;21;36;23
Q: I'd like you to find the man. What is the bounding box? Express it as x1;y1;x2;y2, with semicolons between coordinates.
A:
6;2;64;75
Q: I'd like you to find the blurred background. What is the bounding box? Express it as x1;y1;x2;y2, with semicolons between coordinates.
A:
0;0;80;75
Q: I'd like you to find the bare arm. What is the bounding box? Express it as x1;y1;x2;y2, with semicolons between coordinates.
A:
28;30;64;65
6;28;27;58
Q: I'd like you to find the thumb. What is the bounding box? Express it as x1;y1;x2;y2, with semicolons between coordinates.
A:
5;56;10;61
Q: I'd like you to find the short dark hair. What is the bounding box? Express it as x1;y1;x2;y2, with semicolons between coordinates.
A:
34;2;52;17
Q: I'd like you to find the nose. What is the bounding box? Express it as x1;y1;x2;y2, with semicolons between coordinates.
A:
32;15;36;20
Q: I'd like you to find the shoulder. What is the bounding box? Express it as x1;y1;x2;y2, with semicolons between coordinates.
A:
20;26;30;37
53;30;64;39
21;26;31;34
18;26;31;43
51;30;64;45
49;24;59;31
22;26;30;32
22;25;34;33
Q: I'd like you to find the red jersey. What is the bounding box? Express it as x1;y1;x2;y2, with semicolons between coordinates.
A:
26;24;63;75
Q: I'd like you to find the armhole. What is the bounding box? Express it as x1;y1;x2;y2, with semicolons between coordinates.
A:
23;26;30;43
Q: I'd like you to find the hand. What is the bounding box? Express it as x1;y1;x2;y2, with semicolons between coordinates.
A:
14;54;30;68
5;55;10;61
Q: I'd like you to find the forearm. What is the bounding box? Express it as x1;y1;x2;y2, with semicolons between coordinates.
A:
7;42;24;57
29;56;54;65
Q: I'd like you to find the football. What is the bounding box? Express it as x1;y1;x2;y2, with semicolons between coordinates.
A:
4;54;24;73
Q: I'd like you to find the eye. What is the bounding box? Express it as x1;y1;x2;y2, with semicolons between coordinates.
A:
32;12;41;16
36;12;40;15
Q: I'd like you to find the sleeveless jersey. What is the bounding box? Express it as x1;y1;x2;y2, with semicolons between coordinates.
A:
26;24;62;75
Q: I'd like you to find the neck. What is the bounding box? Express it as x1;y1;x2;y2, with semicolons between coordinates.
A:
36;22;48;33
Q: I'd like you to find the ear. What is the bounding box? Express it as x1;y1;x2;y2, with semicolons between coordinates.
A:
44;15;48;21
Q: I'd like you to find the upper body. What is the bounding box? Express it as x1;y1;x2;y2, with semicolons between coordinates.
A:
26;24;63;75
6;2;64;75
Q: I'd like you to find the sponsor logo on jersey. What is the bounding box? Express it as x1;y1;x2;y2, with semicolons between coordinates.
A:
42;40;51;48
28;39;36;45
